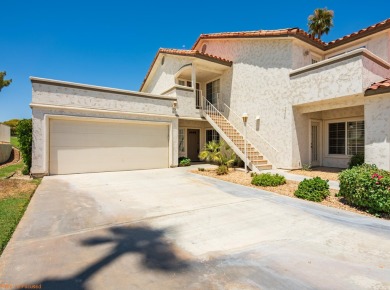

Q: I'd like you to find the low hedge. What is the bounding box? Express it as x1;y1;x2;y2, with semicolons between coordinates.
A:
294;177;329;202
179;157;191;167
339;164;390;214
251;173;286;187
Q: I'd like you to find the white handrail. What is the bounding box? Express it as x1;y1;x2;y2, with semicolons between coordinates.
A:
223;103;279;153
201;95;265;171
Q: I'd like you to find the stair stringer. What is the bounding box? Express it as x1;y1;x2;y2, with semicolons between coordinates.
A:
203;113;261;173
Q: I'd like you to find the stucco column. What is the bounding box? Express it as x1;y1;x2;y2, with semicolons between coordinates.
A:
191;63;196;94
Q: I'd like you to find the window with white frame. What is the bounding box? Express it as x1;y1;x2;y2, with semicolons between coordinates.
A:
206;129;220;143
347;121;364;155
179;129;185;153
328;120;364;155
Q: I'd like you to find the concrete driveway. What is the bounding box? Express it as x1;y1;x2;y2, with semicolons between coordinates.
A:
1;167;390;290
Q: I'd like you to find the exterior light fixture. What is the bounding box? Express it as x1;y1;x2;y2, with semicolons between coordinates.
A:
242;113;248;172
172;101;177;109
242;113;248;124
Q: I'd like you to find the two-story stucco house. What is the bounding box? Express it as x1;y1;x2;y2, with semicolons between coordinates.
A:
30;19;390;176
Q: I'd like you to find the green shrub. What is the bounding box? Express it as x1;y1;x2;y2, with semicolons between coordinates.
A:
339;164;390;214
198;167;205;172
250;172;257;177
348;153;364;169
179;157;191;167
16;119;32;175
251;173;286;187
294;177;330;202
301;163;312;171
216;165;228;175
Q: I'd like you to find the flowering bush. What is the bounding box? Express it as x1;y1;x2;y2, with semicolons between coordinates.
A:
338;164;390;214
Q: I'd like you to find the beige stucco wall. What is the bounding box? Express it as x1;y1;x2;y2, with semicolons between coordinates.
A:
31;82;179;176
32;83;176;116
291;55;366;106
0;124;10;143
199;39;294;168
165;86;203;119
365;93;390;171
0;144;12;164
143;55;190;94
325;32;390;62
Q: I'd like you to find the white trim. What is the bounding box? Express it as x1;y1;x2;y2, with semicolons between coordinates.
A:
45;115;173;175
290;48;390;76
30;76;176;101
325;42;368;59
324;116;364;158
30;103;177;119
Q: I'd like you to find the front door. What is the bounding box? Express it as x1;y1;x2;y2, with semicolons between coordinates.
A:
187;129;200;161
310;121;321;167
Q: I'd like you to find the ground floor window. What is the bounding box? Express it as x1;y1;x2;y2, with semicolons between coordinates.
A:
328;120;364;155
206;129;220;143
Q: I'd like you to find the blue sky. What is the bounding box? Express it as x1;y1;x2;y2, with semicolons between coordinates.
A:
0;0;389;121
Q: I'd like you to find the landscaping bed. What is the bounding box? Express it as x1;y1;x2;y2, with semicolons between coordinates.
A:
289;167;342;181
192;169;388;219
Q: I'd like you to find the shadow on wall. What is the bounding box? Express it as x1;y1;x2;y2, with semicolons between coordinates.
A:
31;225;191;290
293;106;309;168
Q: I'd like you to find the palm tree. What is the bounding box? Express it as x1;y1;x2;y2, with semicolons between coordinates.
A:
199;140;236;167
308;8;334;39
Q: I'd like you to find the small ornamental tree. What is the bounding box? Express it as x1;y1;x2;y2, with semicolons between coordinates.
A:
0;71;12;92
16;119;33;175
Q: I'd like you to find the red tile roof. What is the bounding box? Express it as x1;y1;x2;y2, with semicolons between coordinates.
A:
141;18;390;92
140;48;232;91
327;19;390;48
365;78;390;95
192;28;325;50
192;18;390;50
158;48;232;64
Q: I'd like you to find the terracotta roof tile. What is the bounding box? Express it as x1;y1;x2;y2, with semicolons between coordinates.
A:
192;18;390;50
158;48;232;64
139;48;232;91
366;78;390;92
191;28;325;49
326;19;390;48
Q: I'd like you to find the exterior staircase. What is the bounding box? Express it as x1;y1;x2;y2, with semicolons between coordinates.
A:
201;97;272;172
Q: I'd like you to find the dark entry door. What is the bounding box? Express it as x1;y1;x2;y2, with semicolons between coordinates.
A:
187;129;200;161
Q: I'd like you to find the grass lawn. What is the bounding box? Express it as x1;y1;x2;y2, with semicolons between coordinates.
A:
0;162;24;179
10;136;19;149
0;158;40;255
0;179;40;255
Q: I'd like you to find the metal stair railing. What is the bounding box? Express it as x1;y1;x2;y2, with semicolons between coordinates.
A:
200;95;267;172
221;102;279;166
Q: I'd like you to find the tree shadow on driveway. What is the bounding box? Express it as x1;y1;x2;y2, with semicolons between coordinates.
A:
33;225;190;290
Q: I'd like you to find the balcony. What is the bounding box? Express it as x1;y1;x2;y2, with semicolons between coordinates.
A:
290;48;390;109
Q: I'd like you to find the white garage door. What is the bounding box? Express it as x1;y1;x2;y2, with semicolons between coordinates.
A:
49;119;169;175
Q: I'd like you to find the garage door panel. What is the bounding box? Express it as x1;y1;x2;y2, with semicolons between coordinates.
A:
49;119;169;174
50;133;167;148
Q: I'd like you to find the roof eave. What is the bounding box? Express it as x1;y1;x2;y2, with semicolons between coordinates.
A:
365;87;390;96
192;33;325;50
